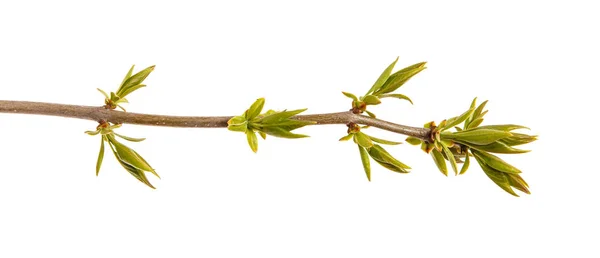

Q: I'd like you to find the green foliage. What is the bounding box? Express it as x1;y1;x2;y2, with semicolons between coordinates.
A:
341;123;409;180
342;57;424;116
86;121;158;188
410;98;537;196
227;98;316;153
97;65;155;111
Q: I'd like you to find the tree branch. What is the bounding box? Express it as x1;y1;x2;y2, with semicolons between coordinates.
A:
0;100;431;140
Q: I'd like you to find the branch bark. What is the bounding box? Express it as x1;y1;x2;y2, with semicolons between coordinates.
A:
0;100;431;140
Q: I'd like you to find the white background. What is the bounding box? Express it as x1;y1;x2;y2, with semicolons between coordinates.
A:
0;1;597;257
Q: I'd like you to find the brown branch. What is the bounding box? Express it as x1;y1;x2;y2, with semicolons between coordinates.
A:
0;100;431;140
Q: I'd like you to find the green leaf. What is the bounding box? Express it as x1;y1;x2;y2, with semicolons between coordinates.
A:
443;107;475;131
246;98;265;120
431;149;448;176
118;84;146;99
85;130;101;136
120;65;135;88
473;155;518;196
366;57;398;95
368;135;402;145
466;100;488;129
507;173;530;194
467;141;530;154
405;137;422;145
342;92;358;101
367;144;410;173
442;129;512;145
354;132;374;148
475;124;530;131
442;144;458;175
362;95;381;105
374;62;426;95
499;133;537;146
108;136;155;173
459;151;470;175
117;65;155;96
471;150;521;174
378;93;413;104
227;116;248;132
467;118;484;129
339;134;353;141
258;131;267;140
97;88;110;99
96;136;105;176
260;126;309;138
114;132;146;142
246;130;258;153
260;108;307;124
107;138;156;189
365;110;376;118
358;146;371;181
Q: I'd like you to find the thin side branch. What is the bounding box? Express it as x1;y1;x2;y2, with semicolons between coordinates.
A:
0;100;430;140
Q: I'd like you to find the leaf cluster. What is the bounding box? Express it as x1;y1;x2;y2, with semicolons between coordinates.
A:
97;65;155;111
86;122;158;188
342;57;425;117
406;98;537;196
227;98;316;153
340;123;409;181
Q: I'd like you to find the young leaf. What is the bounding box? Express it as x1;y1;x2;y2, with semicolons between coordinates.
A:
471;150;521;174
107;139;155;189
339;134;353;141
358;146;371;181
354;132;374;149
365;110;376;118
475;124;530;132
227;116;248;132
431;149;448;176
443;107;475;131
499;133;538;146
378;93;413;104
260;126;309;138
246;130;259;153
442;129;512;145
368;135;402;145
467;141;530;154
120;65;135;88
342;92;358;101
474;155;518;196
260;108;307;124
117;65;155;96
96;136;105;176
246;98;265;120
442;144;458;175
362;95;381;105
258;131;267;140
367;144;410;173
114;132;146;142
118;84;146;99
108;136;155;173
459;151;470;175
366;57;398;95
97;88;110;99
405;137;422;145
374;62;426;95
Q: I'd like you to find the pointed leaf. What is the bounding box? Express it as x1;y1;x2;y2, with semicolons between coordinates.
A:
442;144;458;175
246;130;258;153
405;137;422;145
246;98;265;120
499;133;538;146
107;140;155;189
339;134;353;141
431;149;448;176
118;84;146;99
507;173;530;194
459;151;470;175
260;108;307;124
358;146;371;181
260;126;308;138
362;95;381;105
442;129;512;145
367;144;410;173
366;57;398;95
354;132;374;148
120;65;135;88
474;155;518;196
472;150;521;174
365;110;376;118
375;62;426;95
342;92;358;101
378;93;413;104
368;135;402;145
108;136;154;172
258;131;267;140
443;107;475;131
466;141;530;154
117;65;155;96
96;136;105;176
114;132;146;142
476;124;530;132
227;116;248;132
97;88;110;99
